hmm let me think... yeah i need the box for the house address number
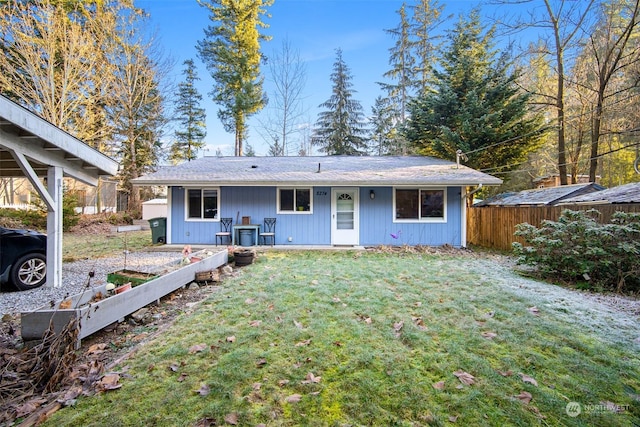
[316,191,327,196]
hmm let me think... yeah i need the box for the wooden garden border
[21,249,228,348]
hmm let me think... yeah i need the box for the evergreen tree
[197,0,272,156]
[369,96,399,155]
[380,3,413,126]
[170,59,207,164]
[409,0,446,96]
[404,10,545,175]
[312,48,369,155]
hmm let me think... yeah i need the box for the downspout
[460,184,482,248]
[463,184,483,201]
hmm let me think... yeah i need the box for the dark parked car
[0,226,47,291]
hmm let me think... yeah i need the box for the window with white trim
[394,188,446,221]
[186,188,219,220]
[278,188,312,213]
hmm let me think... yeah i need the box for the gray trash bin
[239,229,254,246]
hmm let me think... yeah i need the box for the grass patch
[44,251,640,426]
[62,230,152,262]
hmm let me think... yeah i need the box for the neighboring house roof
[474,183,605,206]
[132,156,503,187]
[559,182,640,204]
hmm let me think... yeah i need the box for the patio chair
[259,217,276,246]
[215,218,233,245]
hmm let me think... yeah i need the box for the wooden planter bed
[21,249,228,348]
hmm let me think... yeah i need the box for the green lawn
[44,250,639,426]
[62,230,153,261]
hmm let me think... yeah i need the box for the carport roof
[0,95,118,185]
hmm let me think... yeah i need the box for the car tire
[11,253,46,291]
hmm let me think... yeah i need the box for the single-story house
[132,156,502,248]
[474,183,605,207]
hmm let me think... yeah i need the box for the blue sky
[137,0,486,156]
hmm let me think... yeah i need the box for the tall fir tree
[312,48,369,155]
[380,3,413,126]
[170,59,207,164]
[409,0,446,96]
[404,10,545,176]
[197,0,272,156]
[369,96,398,155]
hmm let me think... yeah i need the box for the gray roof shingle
[559,182,640,204]
[475,183,605,206]
[133,156,502,187]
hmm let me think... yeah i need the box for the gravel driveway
[0,251,184,316]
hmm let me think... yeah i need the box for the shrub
[0,207,46,230]
[513,209,640,293]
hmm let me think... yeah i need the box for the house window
[186,188,219,220]
[278,188,312,213]
[394,188,445,221]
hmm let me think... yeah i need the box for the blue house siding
[168,185,463,247]
[359,187,462,247]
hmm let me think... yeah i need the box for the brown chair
[259,218,276,246]
[215,218,233,245]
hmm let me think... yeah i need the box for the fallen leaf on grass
[195,384,211,396]
[519,373,538,387]
[295,339,311,347]
[514,391,533,404]
[449,415,458,422]
[253,382,262,391]
[226,336,236,343]
[177,373,188,382]
[301,372,322,384]
[432,381,445,390]
[224,412,239,425]
[249,320,262,327]
[278,379,290,386]
[189,343,208,353]
[294,320,304,329]
[256,358,267,367]
[393,320,404,338]
[453,370,475,386]
[97,373,122,391]
[245,298,255,304]
[498,370,513,377]
[285,394,302,403]
[528,306,540,315]
[481,331,497,339]
[195,417,216,427]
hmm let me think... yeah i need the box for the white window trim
[184,187,221,222]
[277,187,313,214]
[393,187,447,223]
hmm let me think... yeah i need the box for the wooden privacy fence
[467,204,640,251]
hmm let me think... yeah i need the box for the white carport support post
[46,167,63,288]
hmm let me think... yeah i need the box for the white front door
[331,188,359,245]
